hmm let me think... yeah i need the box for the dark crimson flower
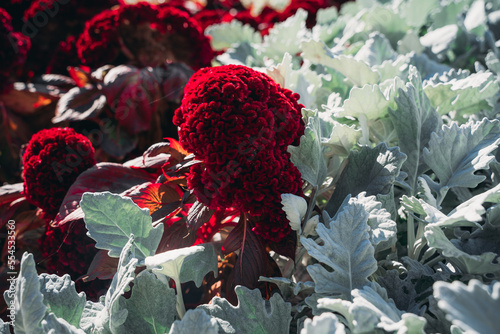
[77,3,214,70]
[0,7,30,93]
[193,9,226,31]
[76,9,121,68]
[39,219,110,301]
[46,35,79,74]
[278,0,330,28]
[22,128,96,220]
[174,65,305,241]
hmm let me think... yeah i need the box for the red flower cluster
[76,3,213,70]
[174,65,305,241]
[22,128,96,220]
[0,7,30,93]
[39,219,110,301]
[23,0,119,22]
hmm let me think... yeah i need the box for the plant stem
[302,185,318,231]
[407,215,416,259]
[174,276,186,319]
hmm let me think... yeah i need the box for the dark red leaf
[79,250,119,282]
[0,183,24,206]
[187,200,215,232]
[156,217,197,253]
[53,163,155,227]
[52,86,106,123]
[224,217,267,292]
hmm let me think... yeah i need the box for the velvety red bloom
[76,9,121,68]
[0,7,30,93]
[174,65,304,241]
[22,128,96,220]
[155,6,214,70]
[23,0,120,21]
[77,3,214,70]
[39,219,110,301]
[46,35,79,74]
[222,9,261,30]
[193,9,226,31]
[278,0,329,28]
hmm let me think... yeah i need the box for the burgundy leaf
[53,162,155,227]
[235,220,267,289]
[156,218,197,253]
[187,200,214,232]
[53,86,107,123]
[0,183,23,206]
[79,250,119,282]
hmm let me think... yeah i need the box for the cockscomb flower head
[76,3,213,70]
[174,65,305,241]
[0,7,30,93]
[22,128,96,220]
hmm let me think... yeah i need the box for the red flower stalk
[22,128,96,220]
[174,65,305,241]
[0,7,30,93]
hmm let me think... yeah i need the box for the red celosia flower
[22,128,96,220]
[76,9,121,68]
[23,0,120,22]
[46,35,79,74]
[39,219,110,301]
[174,65,305,241]
[278,0,329,28]
[0,7,30,93]
[77,3,214,70]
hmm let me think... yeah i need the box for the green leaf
[356,193,397,253]
[424,225,500,275]
[3,253,46,334]
[41,313,85,334]
[423,70,499,119]
[322,121,362,157]
[301,40,380,86]
[146,244,218,288]
[145,244,218,318]
[434,280,500,334]
[281,193,308,233]
[259,9,309,62]
[324,143,406,216]
[39,274,86,327]
[83,237,137,333]
[338,83,392,121]
[206,21,262,51]
[170,309,219,334]
[288,111,328,187]
[422,118,500,203]
[301,195,377,298]
[388,66,442,192]
[463,0,487,36]
[354,32,396,67]
[79,299,105,333]
[0,319,9,334]
[318,283,427,333]
[105,237,138,332]
[80,191,163,261]
[117,271,176,334]
[419,24,458,56]
[300,313,346,334]
[360,6,409,45]
[198,286,292,334]
[399,0,438,28]
[426,183,500,228]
